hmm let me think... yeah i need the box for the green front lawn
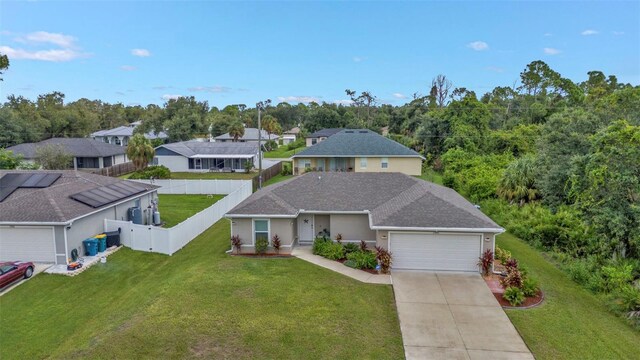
[170,171,256,180]
[264,146,306,158]
[263,174,295,187]
[158,194,224,227]
[0,220,403,359]
[497,233,640,359]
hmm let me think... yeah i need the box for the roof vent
[358,130,368,133]
[344,130,354,133]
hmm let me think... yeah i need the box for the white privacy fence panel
[105,180,252,255]
[130,179,245,195]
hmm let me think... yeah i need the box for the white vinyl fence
[104,180,252,255]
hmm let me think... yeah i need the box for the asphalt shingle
[7,138,126,159]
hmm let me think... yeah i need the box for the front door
[195,158,202,170]
[298,214,314,244]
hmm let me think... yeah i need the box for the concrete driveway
[392,271,533,360]
[0,263,51,296]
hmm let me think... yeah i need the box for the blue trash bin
[96,236,107,253]
[83,238,98,256]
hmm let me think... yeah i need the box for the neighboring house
[292,129,424,175]
[154,141,259,172]
[91,121,168,146]
[7,138,128,170]
[0,170,159,265]
[225,172,503,272]
[280,126,301,145]
[214,128,279,143]
[305,128,342,146]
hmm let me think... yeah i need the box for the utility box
[128,207,142,224]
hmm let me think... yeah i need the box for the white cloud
[467,41,489,51]
[120,65,137,71]
[0,45,87,62]
[543,47,561,55]
[277,96,321,103]
[188,85,231,93]
[486,66,505,73]
[131,48,151,57]
[17,31,77,48]
[581,29,599,36]
[392,93,408,99]
[161,94,182,101]
[612,31,625,36]
[353,56,366,63]
[332,99,353,105]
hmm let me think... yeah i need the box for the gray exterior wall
[329,214,376,241]
[229,217,295,254]
[314,215,330,238]
[54,226,66,264]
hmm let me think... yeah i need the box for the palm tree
[228,121,245,142]
[127,134,155,170]
[497,155,538,206]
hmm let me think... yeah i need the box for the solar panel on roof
[0,173,62,202]
[70,183,147,208]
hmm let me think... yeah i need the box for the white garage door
[0,226,56,263]
[390,232,482,272]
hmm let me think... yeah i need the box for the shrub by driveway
[0,220,403,359]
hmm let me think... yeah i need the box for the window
[311,138,317,145]
[299,159,311,170]
[360,157,367,169]
[381,157,389,169]
[254,219,269,245]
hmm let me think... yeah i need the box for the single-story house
[7,138,128,170]
[225,172,503,272]
[214,128,279,143]
[91,121,168,146]
[280,126,301,145]
[292,129,424,176]
[305,128,342,146]
[154,141,259,172]
[0,170,158,265]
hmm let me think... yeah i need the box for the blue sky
[1,1,638,107]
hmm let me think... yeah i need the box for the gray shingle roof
[226,172,501,231]
[157,141,258,158]
[307,128,343,138]
[0,170,158,223]
[293,129,424,158]
[91,125,168,139]
[214,128,279,141]
[7,138,126,159]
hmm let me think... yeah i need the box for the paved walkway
[392,271,533,360]
[291,246,391,284]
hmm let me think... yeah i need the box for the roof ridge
[371,180,426,224]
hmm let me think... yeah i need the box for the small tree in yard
[35,144,73,170]
[244,160,253,173]
[375,246,392,274]
[127,134,155,170]
[231,235,242,254]
[359,240,368,252]
[272,234,281,254]
[477,249,493,276]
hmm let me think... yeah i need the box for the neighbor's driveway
[392,271,533,360]
[0,263,51,296]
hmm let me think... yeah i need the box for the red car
[0,261,35,289]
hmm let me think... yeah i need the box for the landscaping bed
[312,237,392,275]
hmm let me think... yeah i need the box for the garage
[390,232,482,272]
[0,226,56,263]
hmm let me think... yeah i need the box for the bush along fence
[104,180,252,255]
[253,161,283,191]
[82,161,136,177]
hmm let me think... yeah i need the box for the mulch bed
[230,253,293,258]
[336,259,379,275]
[483,261,545,309]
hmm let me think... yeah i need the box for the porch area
[294,157,356,174]
[296,213,376,246]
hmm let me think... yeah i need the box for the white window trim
[252,219,270,246]
[360,157,367,169]
[381,157,389,169]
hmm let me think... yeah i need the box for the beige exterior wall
[329,214,375,241]
[229,217,295,254]
[376,230,390,249]
[314,215,330,238]
[354,157,422,176]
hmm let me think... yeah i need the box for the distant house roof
[307,128,343,139]
[7,138,127,159]
[91,124,167,139]
[284,127,301,135]
[0,170,158,224]
[226,172,502,231]
[293,129,424,158]
[156,141,258,158]
[214,128,279,142]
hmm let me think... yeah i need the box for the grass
[497,232,640,359]
[0,220,403,360]
[170,172,256,180]
[264,146,306,158]
[158,194,224,227]
[263,174,294,187]
[416,168,443,185]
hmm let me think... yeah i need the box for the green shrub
[312,237,331,255]
[346,251,377,269]
[280,162,292,176]
[495,246,511,265]
[601,264,634,293]
[286,138,305,150]
[503,287,525,306]
[609,285,640,313]
[255,237,268,255]
[323,242,345,260]
[343,243,359,255]
[128,165,171,179]
[522,277,539,297]
[344,259,357,269]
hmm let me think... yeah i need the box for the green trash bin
[83,238,98,256]
[96,236,107,253]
